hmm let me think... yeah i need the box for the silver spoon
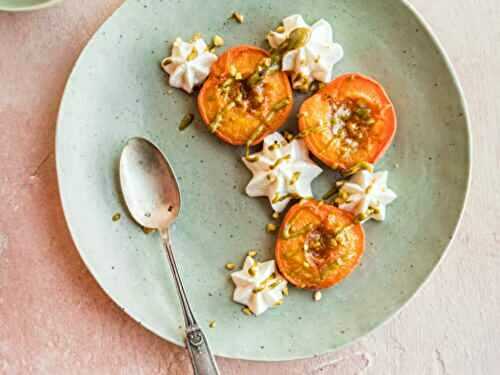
[120,137,220,375]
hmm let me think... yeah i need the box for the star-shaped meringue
[231,256,287,316]
[337,169,397,222]
[242,132,323,212]
[161,37,217,93]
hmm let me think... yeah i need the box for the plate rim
[0,0,63,12]
[55,0,472,362]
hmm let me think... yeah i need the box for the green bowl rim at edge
[0,0,63,12]
[54,0,472,362]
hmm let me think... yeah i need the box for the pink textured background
[1,0,500,374]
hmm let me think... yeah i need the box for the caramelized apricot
[298,73,397,170]
[275,200,365,290]
[198,45,293,146]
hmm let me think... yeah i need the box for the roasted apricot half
[298,73,397,171]
[275,200,365,290]
[198,45,293,146]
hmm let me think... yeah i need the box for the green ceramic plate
[56,0,470,361]
[0,0,62,12]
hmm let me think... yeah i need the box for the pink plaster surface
[0,1,368,373]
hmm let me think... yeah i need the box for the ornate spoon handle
[185,326,220,375]
[160,229,220,375]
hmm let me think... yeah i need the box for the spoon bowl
[119,137,180,230]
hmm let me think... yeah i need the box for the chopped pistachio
[142,227,156,234]
[191,32,202,41]
[245,155,260,163]
[179,113,194,131]
[269,280,281,289]
[269,154,291,170]
[342,161,374,177]
[242,307,253,316]
[248,265,257,276]
[253,286,265,293]
[268,143,279,152]
[291,72,311,92]
[272,98,290,112]
[229,64,238,77]
[282,287,289,296]
[276,25,285,33]
[222,77,234,88]
[266,174,277,183]
[280,27,311,52]
[187,47,198,61]
[210,101,235,133]
[248,250,258,257]
[208,320,216,328]
[283,131,294,141]
[288,171,301,186]
[274,300,284,306]
[232,11,245,23]
[272,192,295,204]
[264,110,277,123]
[247,70,264,87]
[354,212,369,224]
[252,93,265,105]
[298,120,329,139]
[329,238,338,247]
[112,212,121,222]
[266,223,277,233]
[354,106,371,120]
[225,263,237,271]
[212,35,224,47]
[313,291,322,302]
[272,211,280,220]
[281,222,314,240]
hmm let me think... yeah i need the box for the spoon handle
[160,228,221,375]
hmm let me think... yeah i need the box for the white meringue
[267,15,344,89]
[338,169,397,222]
[242,132,323,213]
[231,256,287,316]
[162,37,217,94]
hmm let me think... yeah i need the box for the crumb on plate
[232,11,244,23]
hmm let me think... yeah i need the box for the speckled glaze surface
[56,0,470,361]
[0,0,62,12]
